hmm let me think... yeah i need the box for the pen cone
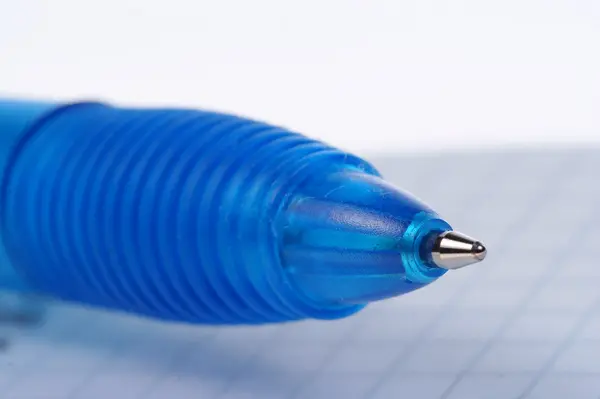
[430,231,487,270]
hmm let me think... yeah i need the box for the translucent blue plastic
[0,100,451,324]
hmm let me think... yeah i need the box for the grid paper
[1,147,600,399]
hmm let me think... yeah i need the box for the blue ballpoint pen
[0,99,486,325]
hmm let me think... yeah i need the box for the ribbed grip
[0,103,368,324]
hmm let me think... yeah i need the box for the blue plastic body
[0,100,450,324]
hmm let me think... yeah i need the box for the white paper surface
[1,147,599,399]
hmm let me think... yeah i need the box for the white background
[1,0,599,155]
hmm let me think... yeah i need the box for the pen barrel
[0,100,56,291]
[0,101,371,324]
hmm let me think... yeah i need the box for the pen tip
[430,231,487,270]
[473,242,487,261]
